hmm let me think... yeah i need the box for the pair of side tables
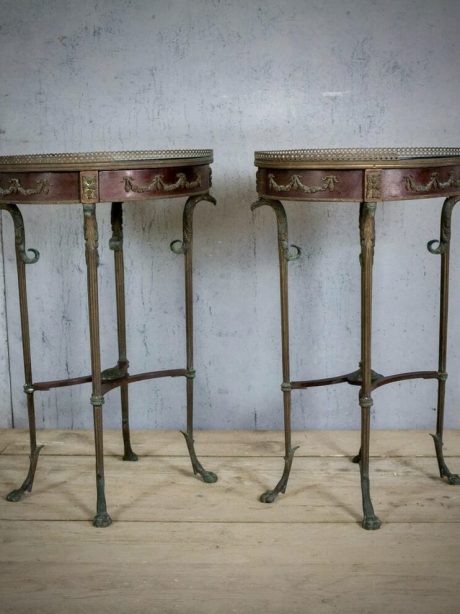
[1,147,459,530]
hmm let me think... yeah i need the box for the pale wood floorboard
[1,429,459,613]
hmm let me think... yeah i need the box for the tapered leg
[170,193,217,483]
[83,204,111,527]
[2,204,43,502]
[109,202,137,461]
[251,198,301,504]
[358,202,381,530]
[427,195,460,484]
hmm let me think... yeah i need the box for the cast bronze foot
[360,471,381,530]
[260,446,299,504]
[431,434,460,484]
[362,514,382,530]
[6,488,26,502]
[93,512,113,528]
[6,445,44,502]
[260,484,278,503]
[181,431,218,483]
[122,448,138,462]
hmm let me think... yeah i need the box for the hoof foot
[362,515,382,530]
[93,512,112,528]
[6,488,26,502]
[260,490,278,504]
[352,454,361,464]
[123,450,138,462]
[446,473,460,485]
[199,470,218,483]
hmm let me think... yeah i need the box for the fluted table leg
[109,202,138,462]
[358,202,381,530]
[83,203,111,528]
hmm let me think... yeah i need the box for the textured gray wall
[1,0,460,430]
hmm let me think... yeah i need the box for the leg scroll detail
[431,433,460,485]
[181,431,218,483]
[260,445,299,503]
[6,445,44,502]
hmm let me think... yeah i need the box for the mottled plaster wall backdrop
[1,0,460,430]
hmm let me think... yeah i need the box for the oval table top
[255,147,460,169]
[0,149,213,172]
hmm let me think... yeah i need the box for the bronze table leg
[2,204,43,502]
[171,193,218,483]
[108,202,138,461]
[427,195,460,484]
[251,198,301,503]
[83,204,111,527]
[357,202,381,530]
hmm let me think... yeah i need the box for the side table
[252,147,460,530]
[0,149,218,527]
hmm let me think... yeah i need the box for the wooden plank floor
[1,429,460,614]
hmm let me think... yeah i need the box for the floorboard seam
[0,518,460,534]
[1,453,459,458]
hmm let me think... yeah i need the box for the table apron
[0,164,212,204]
[256,165,460,202]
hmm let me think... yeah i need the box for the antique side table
[252,147,460,530]
[0,149,218,527]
